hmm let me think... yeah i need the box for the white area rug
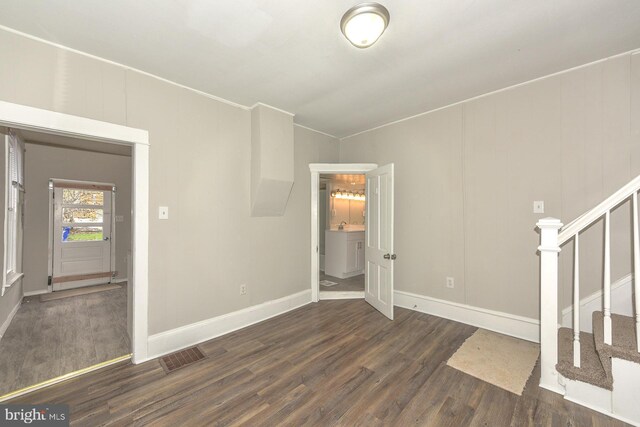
[447,329,539,395]
[319,280,338,287]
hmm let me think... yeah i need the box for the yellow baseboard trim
[0,354,131,403]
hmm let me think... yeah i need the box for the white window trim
[1,130,24,296]
[3,129,24,288]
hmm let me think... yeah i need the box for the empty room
[0,1,639,425]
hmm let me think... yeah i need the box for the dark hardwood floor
[9,300,629,426]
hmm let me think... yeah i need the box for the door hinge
[47,276,52,286]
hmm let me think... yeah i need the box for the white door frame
[309,163,377,302]
[0,100,150,363]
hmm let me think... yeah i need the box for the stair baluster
[604,211,612,345]
[633,192,640,353]
[573,233,580,367]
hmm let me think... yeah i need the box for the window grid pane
[62,226,103,242]
[62,189,104,206]
[62,207,104,224]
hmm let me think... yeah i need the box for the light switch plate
[533,201,544,214]
[158,206,169,220]
[446,277,455,289]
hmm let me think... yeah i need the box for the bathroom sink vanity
[325,229,365,278]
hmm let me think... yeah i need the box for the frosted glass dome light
[341,3,390,48]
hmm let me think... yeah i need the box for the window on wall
[3,130,24,294]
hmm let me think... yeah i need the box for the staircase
[537,175,640,426]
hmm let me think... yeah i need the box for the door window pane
[62,189,104,206]
[63,208,103,224]
[62,226,103,242]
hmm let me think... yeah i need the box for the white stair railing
[538,173,640,393]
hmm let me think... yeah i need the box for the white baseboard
[564,378,612,415]
[394,290,540,343]
[0,299,21,339]
[320,291,364,300]
[23,289,49,297]
[558,359,640,425]
[561,274,633,332]
[612,358,640,424]
[147,290,312,360]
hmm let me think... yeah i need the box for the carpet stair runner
[556,311,640,390]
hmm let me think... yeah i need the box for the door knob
[391,254,397,260]
[103,237,110,241]
[383,253,390,259]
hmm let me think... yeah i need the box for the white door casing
[365,163,395,320]
[0,99,149,365]
[52,183,114,291]
[309,163,378,302]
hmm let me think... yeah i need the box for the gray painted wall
[0,29,339,335]
[22,143,132,293]
[1,25,637,333]
[340,52,640,320]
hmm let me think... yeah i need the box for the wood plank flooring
[8,300,629,426]
[0,285,130,395]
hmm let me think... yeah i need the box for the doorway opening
[0,100,149,401]
[319,173,366,299]
[0,130,134,398]
[309,163,395,320]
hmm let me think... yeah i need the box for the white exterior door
[365,163,394,319]
[52,184,113,291]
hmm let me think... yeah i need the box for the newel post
[537,217,564,394]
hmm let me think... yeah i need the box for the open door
[365,163,394,319]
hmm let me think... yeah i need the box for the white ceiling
[1,1,640,138]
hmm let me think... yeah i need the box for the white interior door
[52,184,113,291]
[365,163,394,319]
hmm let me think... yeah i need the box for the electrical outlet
[446,277,455,289]
[240,284,247,295]
[158,206,169,220]
[533,201,544,214]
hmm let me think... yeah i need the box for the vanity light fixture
[340,2,390,48]
[331,189,366,201]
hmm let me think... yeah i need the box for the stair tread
[593,311,640,364]
[556,328,613,390]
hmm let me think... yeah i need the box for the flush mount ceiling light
[340,2,390,48]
